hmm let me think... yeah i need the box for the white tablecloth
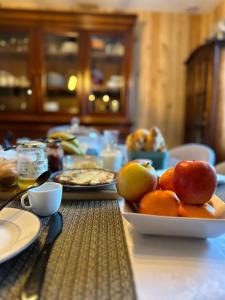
[120,199,225,300]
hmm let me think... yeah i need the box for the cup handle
[21,193,32,210]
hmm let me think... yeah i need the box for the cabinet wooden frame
[0,9,136,140]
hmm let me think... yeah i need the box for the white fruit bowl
[122,195,225,239]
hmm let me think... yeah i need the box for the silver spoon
[0,170,51,211]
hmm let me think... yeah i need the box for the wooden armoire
[0,9,136,142]
[185,39,225,162]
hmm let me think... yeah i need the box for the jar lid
[18,141,46,149]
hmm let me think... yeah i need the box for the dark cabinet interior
[0,9,136,142]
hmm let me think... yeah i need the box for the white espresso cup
[21,182,62,217]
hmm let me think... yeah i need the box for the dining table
[1,183,225,300]
[122,183,225,300]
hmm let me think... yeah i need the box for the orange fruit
[178,203,215,219]
[140,190,179,217]
[158,167,175,192]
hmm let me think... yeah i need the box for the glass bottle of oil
[17,141,48,189]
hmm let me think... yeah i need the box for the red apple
[117,160,157,202]
[173,160,217,205]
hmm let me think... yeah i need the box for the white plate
[122,195,225,239]
[156,169,225,185]
[0,208,41,264]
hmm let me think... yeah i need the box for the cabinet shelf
[0,8,136,143]
[92,53,123,62]
[91,84,121,93]
[0,86,30,92]
[47,87,77,96]
[46,52,78,59]
[0,49,28,57]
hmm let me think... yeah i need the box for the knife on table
[21,212,63,300]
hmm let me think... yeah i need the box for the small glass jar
[17,141,48,189]
[99,130,123,172]
[46,139,64,173]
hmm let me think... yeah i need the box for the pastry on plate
[54,168,115,186]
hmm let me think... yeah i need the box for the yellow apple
[117,160,157,202]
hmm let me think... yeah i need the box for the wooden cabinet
[0,9,136,142]
[185,40,225,162]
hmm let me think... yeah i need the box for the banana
[61,140,84,156]
[48,131,84,155]
[49,131,74,140]
[70,138,82,148]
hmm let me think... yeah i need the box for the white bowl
[122,195,225,239]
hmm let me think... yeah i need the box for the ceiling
[0,0,222,13]
[76,0,222,12]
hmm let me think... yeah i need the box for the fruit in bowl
[119,159,220,219]
[140,190,179,217]
[173,160,217,205]
[117,159,157,202]
[178,203,215,219]
[158,167,175,192]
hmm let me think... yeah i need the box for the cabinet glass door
[87,34,125,114]
[43,32,79,114]
[0,31,31,112]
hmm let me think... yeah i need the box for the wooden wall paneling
[165,14,177,145]
[154,13,170,141]
[147,13,162,129]
[135,0,225,149]
[136,12,190,148]
[190,0,225,53]
[217,48,225,161]
[190,15,202,51]
[168,14,189,147]
[136,12,152,129]
[200,13,214,43]
[214,0,225,21]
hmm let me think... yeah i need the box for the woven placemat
[0,200,136,300]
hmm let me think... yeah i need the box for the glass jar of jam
[17,141,48,189]
[46,139,64,173]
